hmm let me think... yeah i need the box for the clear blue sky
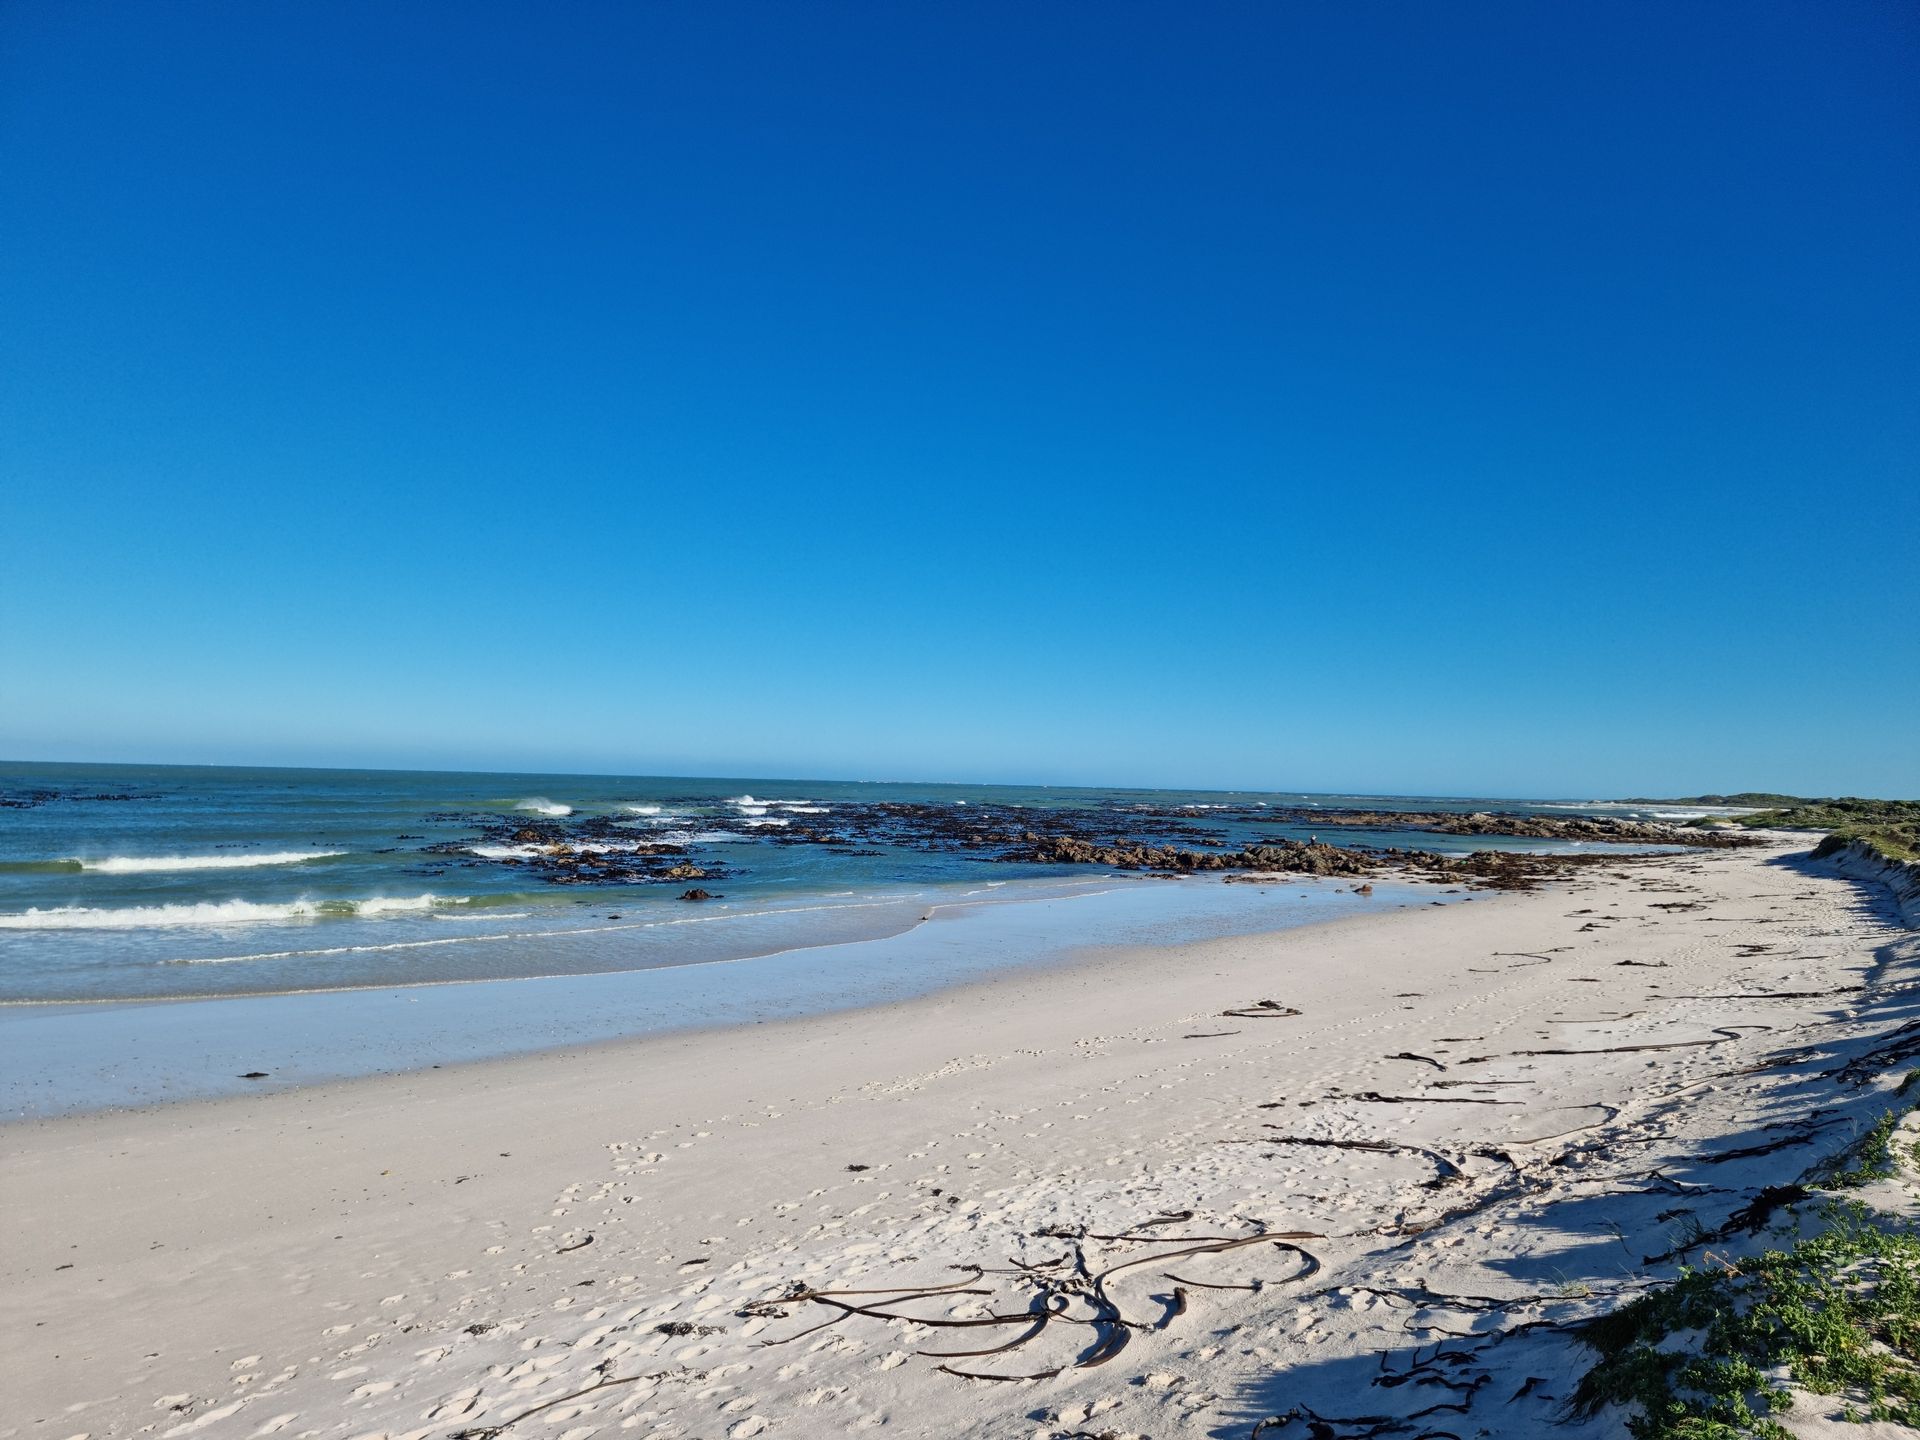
[2,2,1915,798]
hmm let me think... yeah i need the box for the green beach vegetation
[1737,799,1918,864]
[1573,1201,1920,1437]
[1576,1093,1920,1437]
[1571,801,1920,1434]
[1647,796,1920,865]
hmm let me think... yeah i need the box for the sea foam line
[73,850,348,874]
[162,895,929,965]
[0,895,468,930]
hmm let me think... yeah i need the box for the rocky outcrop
[1010,833,1374,877]
[1812,837,1920,928]
[448,796,1726,894]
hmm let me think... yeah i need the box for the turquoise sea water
[0,762,1694,1005]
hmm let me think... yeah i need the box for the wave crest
[79,850,347,874]
[0,895,467,930]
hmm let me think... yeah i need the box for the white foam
[161,895,922,968]
[778,804,829,814]
[743,817,790,828]
[471,840,668,860]
[74,851,347,874]
[0,895,466,929]
[515,798,573,817]
[353,896,462,916]
[623,804,664,816]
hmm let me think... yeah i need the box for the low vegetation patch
[1674,797,1920,865]
[1579,1095,1920,1437]
[1810,1097,1915,1190]
[1573,1203,1920,1438]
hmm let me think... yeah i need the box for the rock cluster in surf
[425,799,1747,892]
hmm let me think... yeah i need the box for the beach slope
[6,838,1917,1439]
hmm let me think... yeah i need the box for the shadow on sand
[1210,854,1919,1440]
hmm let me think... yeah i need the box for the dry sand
[6,838,1918,1440]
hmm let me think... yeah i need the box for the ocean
[0,762,1704,1005]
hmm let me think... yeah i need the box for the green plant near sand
[1573,1204,1920,1438]
[1677,797,1920,865]
[1576,1096,1920,1437]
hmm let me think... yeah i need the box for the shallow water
[0,869,1464,1118]
[0,762,1678,1004]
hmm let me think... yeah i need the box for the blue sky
[2,2,1915,798]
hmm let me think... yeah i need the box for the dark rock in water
[1011,832,1375,878]
[446,792,1702,900]
[238,1071,269,1079]
[679,888,715,901]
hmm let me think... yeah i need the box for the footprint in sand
[425,1395,479,1421]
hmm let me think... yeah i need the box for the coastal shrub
[1726,798,1920,864]
[1573,1204,1920,1438]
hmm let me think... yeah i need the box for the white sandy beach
[7,838,1918,1440]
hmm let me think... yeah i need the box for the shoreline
[0,760,1742,1009]
[7,837,1917,1438]
[0,871,1445,1120]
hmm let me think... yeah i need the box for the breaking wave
[0,895,468,930]
[515,798,573,817]
[78,850,347,874]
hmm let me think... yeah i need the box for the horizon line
[0,753,1796,806]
